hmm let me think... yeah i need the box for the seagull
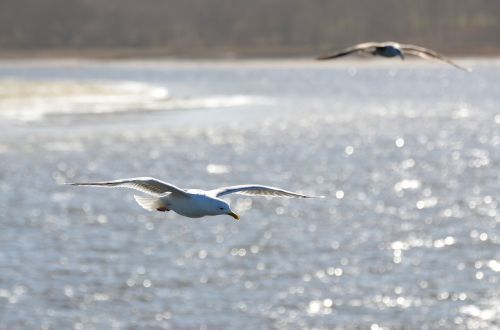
[317,41,470,71]
[66,177,323,220]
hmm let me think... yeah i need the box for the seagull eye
[219,207,224,210]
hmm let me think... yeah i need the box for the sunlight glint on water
[0,59,498,329]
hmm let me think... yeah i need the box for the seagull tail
[134,195,167,212]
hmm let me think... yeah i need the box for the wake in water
[0,79,270,121]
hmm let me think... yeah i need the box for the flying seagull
[66,177,323,220]
[317,41,470,72]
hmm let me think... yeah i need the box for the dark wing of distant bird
[316,42,380,60]
[66,177,188,196]
[401,44,471,72]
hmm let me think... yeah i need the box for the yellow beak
[227,211,240,221]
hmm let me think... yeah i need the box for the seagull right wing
[316,42,379,60]
[66,177,187,196]
[401,44,471,72]
[209,184,324,199]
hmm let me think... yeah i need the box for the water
[0,59,499,329]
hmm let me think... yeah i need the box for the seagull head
[211,199,240,220]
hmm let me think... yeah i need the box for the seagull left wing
[401,44,470,72]
[316,42,379,60]
[209,184,323,198]
[66,177,187,196]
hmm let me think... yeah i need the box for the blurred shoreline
[1,45,499,61]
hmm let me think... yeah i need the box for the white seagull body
[317,41,470,72]
[66,177,322,220]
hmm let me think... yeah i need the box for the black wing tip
[316,55,337,61]
[443,62,471,72]
[301,194,326,199]
[63,182,94,186]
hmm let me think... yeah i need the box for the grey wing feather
[66,177,186,196]
[210,184,323,198]
[401,44,470,72]
[317,42,379,60]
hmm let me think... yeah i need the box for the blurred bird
[66,177,323,220]
[317,41,470,71]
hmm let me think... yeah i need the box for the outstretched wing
[209,184,323,198]
[401,44,471,72]
[66,177,187,196]
[316,42,380,60]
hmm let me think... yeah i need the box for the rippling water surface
[0,59,499,329]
